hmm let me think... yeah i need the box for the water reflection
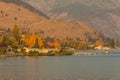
[0,53,120,80]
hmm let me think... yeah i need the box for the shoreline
[0,51,73,57]
[0,49,120,57]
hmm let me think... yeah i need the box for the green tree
[34,38,39,48]
[12,25,20,43]
[9,36,18,48]
[2,35,8,43]
[0,36,3,43]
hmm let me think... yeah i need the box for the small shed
[0,43,12,54]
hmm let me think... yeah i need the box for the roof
[0,43,8,47]
[47,42,55,47]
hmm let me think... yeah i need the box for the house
[94,46,102,50]
[102,47,110,50]
[23,47,60,54]
[23,47,49,53]
[47,48,60,52]
[47,42,55,48]
[0,43,13,54]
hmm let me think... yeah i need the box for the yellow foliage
[12,25,20,41]
[9,36,18,46]
[54,40,60,50]
[23,33,30,46]
[0,36,3,43]
[76,40,88,50]
[22,33,36,48]
[81,41,88,46]
[22,33,44,48]
[28,33,37,48]
[96,40,104,47]
[38,35,44,48]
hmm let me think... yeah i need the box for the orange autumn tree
[77,40,88,50]
[23,33,44,48]
[23,33,36,48]
[38,35,44,48]
[28,33,37,48]
[54,40,61,50]
[23,33,30,46]
[95,40,104,47]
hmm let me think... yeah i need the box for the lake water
[0,50,120,80]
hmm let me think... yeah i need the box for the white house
[23,47,49,53]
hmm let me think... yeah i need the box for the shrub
[0,49,4,55]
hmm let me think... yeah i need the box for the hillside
[0,1,99,40]
[24,0,120,39]
[0,0,49,18]
[51,2,120,39]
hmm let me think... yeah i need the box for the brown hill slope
[26,0,120,39]
[0,0,49,18]
[0,2,98,40]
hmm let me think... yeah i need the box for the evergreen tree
[2,35,7,43]
[12,25,20,44]
[34,38,39,48]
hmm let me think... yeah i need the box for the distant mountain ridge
[51,2,120,39]
[0,0,49,18]
[23,0,120,39]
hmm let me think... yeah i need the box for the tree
[23,33,30,46]
[54,40,60,50]
[28,33,37,48]
[34,38,39,48]
[22,33,36,48]
[1,35,8,43]
[9,36,18,48]
[0,36,3,43]
[77,40,88,50]
[22,33,44,48]
[38,35,44,48]
[95,40,104,47]
[12,25,20,43]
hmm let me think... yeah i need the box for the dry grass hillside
[26,0,120,39]
[0,2,98,40]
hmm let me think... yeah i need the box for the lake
[0,50,120,80]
